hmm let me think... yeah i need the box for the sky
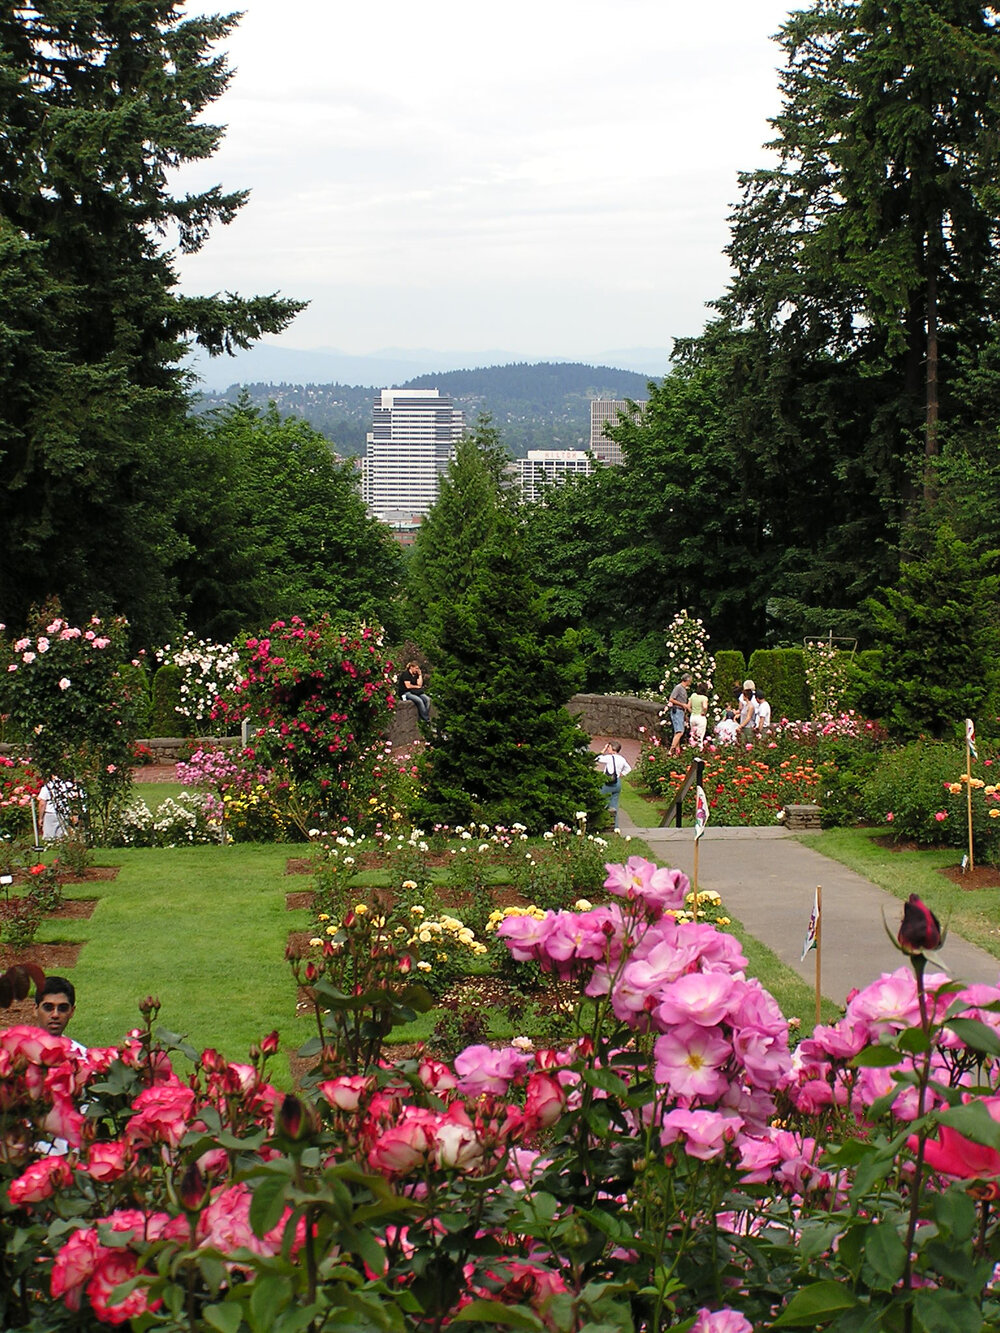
[175,0,795,374]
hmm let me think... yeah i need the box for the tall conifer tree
[0,2,303,638]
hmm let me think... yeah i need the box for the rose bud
[138,995,161,1020]
[277,1093,318,1143]
[898,895,943,954]
[178,1161,207,1212]
[260,1031,280,1056]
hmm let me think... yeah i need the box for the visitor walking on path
[597,742,632,833]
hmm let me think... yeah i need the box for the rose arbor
[2,864,1000,1330]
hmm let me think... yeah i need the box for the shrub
[217,617,397,837]
[862,739,962,843]
[149,664,185,737]
[155,633,244,734]
[713,648,747,708]
[748,646,809,721]
[0,607,140,843]
[657,610,719,721]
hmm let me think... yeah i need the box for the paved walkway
[590,737,1000,1006]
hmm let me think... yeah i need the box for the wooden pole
[815,885,822,1028]
[692,834,700,919]
[31,797,41,850]
[967,737,975,872]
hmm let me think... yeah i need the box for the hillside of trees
[192,362,654,457]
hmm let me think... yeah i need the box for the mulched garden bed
[0,942,83,972]
[7,866,119,886]
[938,864,1000,891]
[131,765,180,783]
[51,899,97,919]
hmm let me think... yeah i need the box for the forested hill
[191,361,656,457]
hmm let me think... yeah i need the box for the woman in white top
[597,742,632,833]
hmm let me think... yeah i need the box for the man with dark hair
[667,673,692,756]
[35,976,85,1052]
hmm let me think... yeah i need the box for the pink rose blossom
[58,677,71,690]
[692,1307,754,1332]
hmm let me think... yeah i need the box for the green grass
[619,779,664,828]
[133,782,188,813]
[796,826,1000,961]
[36,845,310,1085]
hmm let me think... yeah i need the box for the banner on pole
[801,888,820,962]
[967,718,978,760]
[694,785,709,841]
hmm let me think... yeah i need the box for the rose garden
[1,610,1000,1331]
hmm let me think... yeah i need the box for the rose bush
[214,617,397,837]
[2,866,1000,1330]
[0,608,142,843]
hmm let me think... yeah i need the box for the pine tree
[406,416,509,657]
[859,523,1000,737]
[415,511,606,832]
[0,2,303,637]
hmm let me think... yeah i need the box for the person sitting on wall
[398,661,430,722]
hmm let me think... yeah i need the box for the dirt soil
[938,864,1000,890]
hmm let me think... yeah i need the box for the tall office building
[515,449,593,503]
[589,398,647,467]
[362,388,465,529]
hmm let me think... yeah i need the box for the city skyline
[176,0,795,375]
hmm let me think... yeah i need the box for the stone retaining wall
[0,694,663,765]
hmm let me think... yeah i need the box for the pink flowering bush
[3,864,1000,1329]
[0,606,142,842]
[214,616,397,836]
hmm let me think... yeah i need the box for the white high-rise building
[589,398,647,466]
[516,449,593,503]
[362,389,465,527]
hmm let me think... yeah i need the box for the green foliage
[174,401,404,640]
[748,648,809,723]
[0,3,303,641]
[406,417,508,654]
[714,650,747,706]
[862,740,962,844]
[149,665,186,738]
[859,524,1000,738]
[417,510,606,833]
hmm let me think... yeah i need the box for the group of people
[667,675,772,752]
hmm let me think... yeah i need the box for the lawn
[34,845,311,1083]
[796,825,1000,960]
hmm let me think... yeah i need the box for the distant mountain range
[185,343,671,391]
[191,360,660,457]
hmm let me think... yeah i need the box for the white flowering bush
[657,610,719,724]
[113,793,215,847]
[154,633,243,731]
[804,639,852,718]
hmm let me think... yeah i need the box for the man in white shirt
[755,690,772,736]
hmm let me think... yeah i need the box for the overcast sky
[175,0,795,371]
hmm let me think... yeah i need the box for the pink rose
[524,1071,566,1129]
[8,1155,74,1205]
[86,1142,129,1182]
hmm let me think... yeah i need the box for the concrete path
[589,736,1000,1007]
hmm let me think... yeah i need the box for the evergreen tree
[858,523,1000,737]
[0,2,303,637]
[406,416,509,656]
[415,510,606,833]
[173,400,403,639]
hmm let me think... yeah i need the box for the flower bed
[2,859,995,1330]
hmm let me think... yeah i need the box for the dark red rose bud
[260,1030,279,1056]
[138,995,161,1020]
[898,895,942,954]
[178,1162,206,1212]
[277,1093,317,1142]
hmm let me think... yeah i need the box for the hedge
[149,664,186,738]
[747,648,809,723]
